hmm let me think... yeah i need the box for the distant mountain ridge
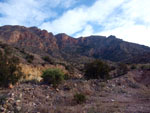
[0,25,150,63]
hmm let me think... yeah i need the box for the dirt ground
[0,70,150,113]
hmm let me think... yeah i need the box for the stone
[16,106,21,111]
[56,88,59,92]
[0,107,6,112]
[111,99,115,102]
[8,84,14,89]
[16,100,21,103]
[19,93,22,98]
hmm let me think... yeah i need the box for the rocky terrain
[0,70,150,113]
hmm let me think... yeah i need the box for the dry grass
[20,63,68,81]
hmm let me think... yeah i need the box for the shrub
[42,56,53,64]
[110,65,116,71]
[74,93,86,104]
[84,60,110,80]
[65,64,74,74]
[41,68,64,87]
[117,63,128,76]
[130,64,137,70]
[140,65,150,70]
[25,54,34,63]
[64,73,70,80]
[0,48,23,87]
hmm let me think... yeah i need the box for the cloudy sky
[0,0,150,46]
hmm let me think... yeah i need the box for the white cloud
[75,25,94,37]
[98,0,150,46]
[40,0,124,35]
[40,7,88,34]
[99,25,150,46]
[0,0,77,26]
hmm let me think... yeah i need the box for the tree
[84,60,110,80]
[0,47,23,87]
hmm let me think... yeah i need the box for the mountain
[0,25,150,63]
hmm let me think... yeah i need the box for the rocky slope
[0,70,150,113]
[0,25,150,63]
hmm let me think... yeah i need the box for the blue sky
[0,0,150,46]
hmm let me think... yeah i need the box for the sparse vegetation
[25,54,34,63]
[128,81,140,89]
[41,68,64,87]
[140,64,150,70]
[84,60,110,80]
[0,48,23,87]
[42,56,54,64]
[130,64,137,70]
[65,64,74,74]
[74,93,86,104]
[64,73,70,80]
[117,63,128,76]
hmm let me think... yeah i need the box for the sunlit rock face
[0,25,150,62]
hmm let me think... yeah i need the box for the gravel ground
[0,70,150,113]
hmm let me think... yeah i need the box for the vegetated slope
[0,25,150,63]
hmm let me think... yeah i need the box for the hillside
[0,25,150,63]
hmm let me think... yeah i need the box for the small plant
[130,64,137,70]
[140,65,150,70]
[42,56,53,64]
[128,81,140,89]
[74,93,86,104]
[99,82,106,88]
[117,63,128,76]
[84,60,110,80]
[25,54,34,63]
[65,64,74,74]
[41,68,64,87]
[0,94,7,105]
[64,73,70,80]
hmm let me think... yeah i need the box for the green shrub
[74,93,86,104]
[0,48,23,87]
[84,60,110,80]
[41,68,64,87]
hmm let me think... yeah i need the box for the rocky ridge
[0,25,150,63]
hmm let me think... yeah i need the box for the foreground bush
[0,48,23,87]
[84,60,110,80]
[41,68,64,87]
[74,93,86,104]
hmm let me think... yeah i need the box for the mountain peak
[0,25,150,63]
